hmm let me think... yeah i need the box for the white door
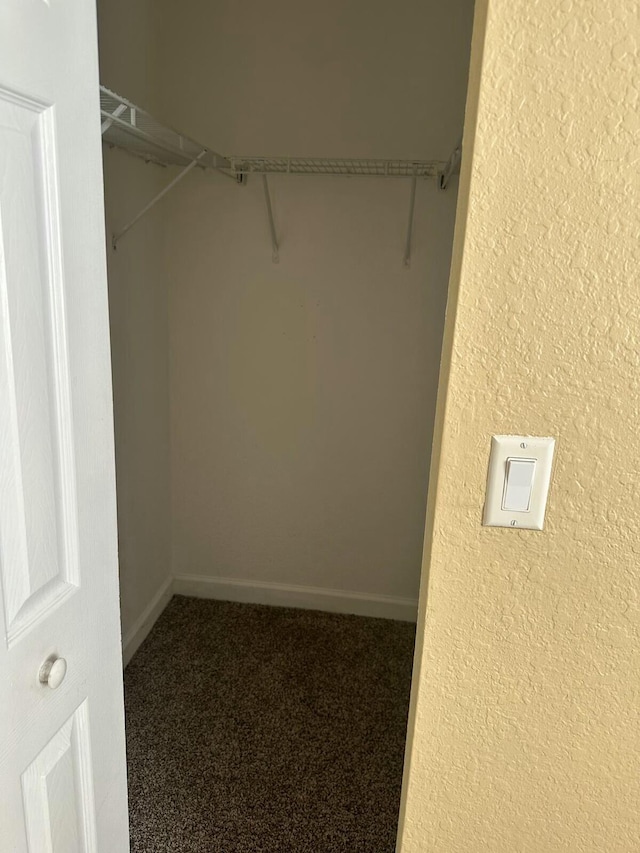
[0,0,129,850]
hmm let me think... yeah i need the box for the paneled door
[0,0,130,850]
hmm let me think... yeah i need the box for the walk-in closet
[98,0,475,849]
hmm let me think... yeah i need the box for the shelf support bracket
[439,138,462,190]
[262,175,279,263]
[403,172,418,268]
[101,103,127,136]
[112,150,206,248]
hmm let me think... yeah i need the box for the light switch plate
[483,435,555,530]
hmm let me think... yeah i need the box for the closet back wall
[167,174,458,610]
[158,0,473,611]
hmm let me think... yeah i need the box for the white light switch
[502,458,535,511]
[483,436,555,529]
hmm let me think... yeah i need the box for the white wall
[98,0,473,624]
[98,0,173,652]
[158,0,473,609]
[167,172,459,603]
[155,0,473,160]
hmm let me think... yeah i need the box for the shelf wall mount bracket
[402,171,418,268]
[262,175,279,263]
[111,150,207,249]
[101,102,128,136]
[439,138,463,190]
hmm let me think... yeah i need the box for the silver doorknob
[39,656,67,690]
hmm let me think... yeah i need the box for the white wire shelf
[226,157,443,179]
[100,84,461,259]
[101,86,446,180]
[100,86,231,172]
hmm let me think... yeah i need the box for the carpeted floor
[124,595,416,853]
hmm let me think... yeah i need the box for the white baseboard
[121,576,174,666]
[172,573,418,622]
[121,575,417,667]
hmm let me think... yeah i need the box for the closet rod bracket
[112,150,207,249]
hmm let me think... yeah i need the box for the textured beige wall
[399,0,640,850]
[158,0,474,602]
[98,0,172,639]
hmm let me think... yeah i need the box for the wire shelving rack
[100,85,461,262]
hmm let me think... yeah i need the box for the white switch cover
[483,435,555,529]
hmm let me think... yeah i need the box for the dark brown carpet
[124,595,415,853]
